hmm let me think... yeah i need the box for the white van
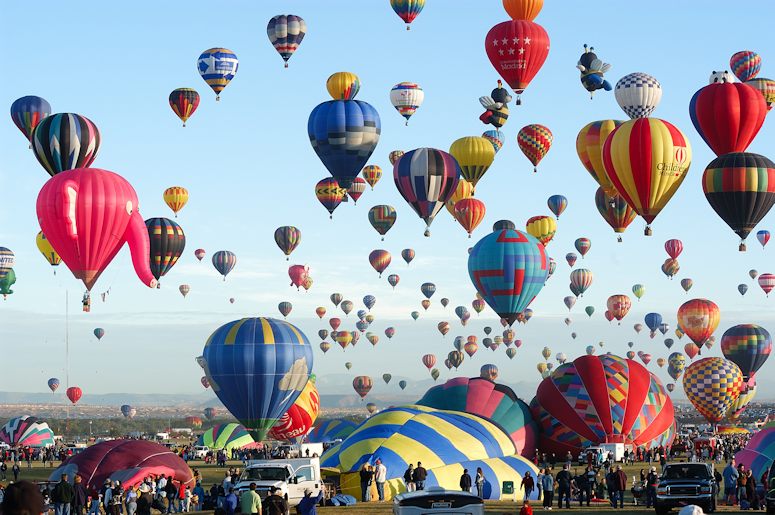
[393,488,484,515]
[235,458,322,506]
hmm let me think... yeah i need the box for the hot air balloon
[631,284,645,300]
[387,274,400,289]
[449,136,496,189]
[569,269,593,296]
[677,299,720,348]
[368,205,397,240]
[615,73,662,119]
[36,168,156,291]
[390,82,424,124]
[606,295,631,323]
[668,352,685,381]
[451,198,485,237]
[602,117,692,235]
[745,78,775,112]
[485,19,550,105]
[353,376,373,399]
[730,51,761,82]
[390,0,425,29]
[398,380,407,390]
[532,354,674,455]
[422,354,437,370]
[309,74,380,190]
[315,178,346,218]
[202,318,313,441]
[362,165,383,190]
[573,239,590,259]
[468,223,549,326]
[340,300,354,316]
[10,95,51,144]
[401,249,415,265]
[203,407,217,420]
[577,120,625,194]
[274,226,301,260]
[702,153,775,251]
[385,327,395,339]
[758,230,771,248]
[547,195,567,219]
[482,130,505,154]
[35,231,61,272]
[689,81,766,157]
[278,302,293,319]
[212,251,236,281]
[389,150,405,166]
[319,341,331,353]
[145,218,186,285]
[683,357,744,424]
[565,253,577,267]
[394,148,461,237]
[645,313,663,338]
[464,341,478,357]
[720,324,772,381]
[685,343,700,360]
[93,328,105,340]
[120,405,135,419]
[411,311,420,321]
[267,15,307,68]
[288,265,309,289]
[66,387,82,405]
[269,378,320,441]
[194,249,206,262]
[517,124,553,173]
[368,250,391,277]
[563,296,576,311]
[31,113,100,177]
[168,89,200,127]
[662,258,680,279]
[525,216,557,246]
[576,44,612,97]
[681,278,693,293]
[197,48,239,100]
[347,177,367,204]
[47,378,60,393]
[594,187,636,241]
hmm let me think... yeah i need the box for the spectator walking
[521,471,535,499]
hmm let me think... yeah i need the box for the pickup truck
[191,446,210,459]
[233,458,322,506]
[655,462,717,514]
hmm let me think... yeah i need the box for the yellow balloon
[537,362,548,374]
[449,136,495,188]
[163,186,189,217]
[602,118,692,233]
[36,231,61,268]
[525,215,557,246]
[326,72,361,100]
[576,120,625,195]
[445,179,474,217]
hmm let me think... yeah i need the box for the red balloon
[66,386,82,405]
[484,20,550,102]
[269,381,320,441]
[36,168,157,291]
[689,82,767,156]
[664,239,683,260]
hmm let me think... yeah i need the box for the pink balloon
[36,168,157,291]
[288,264,309,289]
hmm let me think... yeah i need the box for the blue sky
[1,1,775,401]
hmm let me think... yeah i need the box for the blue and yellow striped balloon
[202,317,313,441]
[197,48,239,100]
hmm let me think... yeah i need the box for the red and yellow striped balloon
[517,124,553,173]
[453,198,486,237]
[163,186,189,217]
[602,118,692,234]
[677,298,720,348]
[576,120,625,194]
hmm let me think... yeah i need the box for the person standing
[646,466,659,508]
[574,469,588,507]
[297,488,323,515]
[239,484,262,515]
[52,473,75,515]
[263,487,289,515]
[224,488,238,515]
[413,462,427,491]
[73,476,88,515]
[536,469,544,502]
[125,485,138,515]
[520,471,535,499]
[519,500,533,515]
[12,461,19,482]
[614,465,627,508]
[192,483,205,512]
[723,460,739,505]
[374,459,387,501]
[459,469,472,493]
[1,461,6,480]
[359,464,374,502]
[136,485,153,515]
[605,469,617,508]
[584,466,597,506]
[555,465,571,509]
[164,480,178,514]
[475,468,485,499]
[403,464,415,492]
[540,469,554,510]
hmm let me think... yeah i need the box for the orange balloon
[677,298,720,348]
[606,294,632,322]
[453,198,486,237]
[502,0,544,21]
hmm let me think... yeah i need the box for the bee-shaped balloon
[577,44,612,98]
[479,80,512,128]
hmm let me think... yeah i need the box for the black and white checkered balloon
[614,72,662,119]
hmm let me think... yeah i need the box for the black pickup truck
[655,462,717,514]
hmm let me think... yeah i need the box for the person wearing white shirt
[374,460,387,501]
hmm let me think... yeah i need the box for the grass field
[9,460,757,515]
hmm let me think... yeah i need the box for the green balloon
[0,269,16,298]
